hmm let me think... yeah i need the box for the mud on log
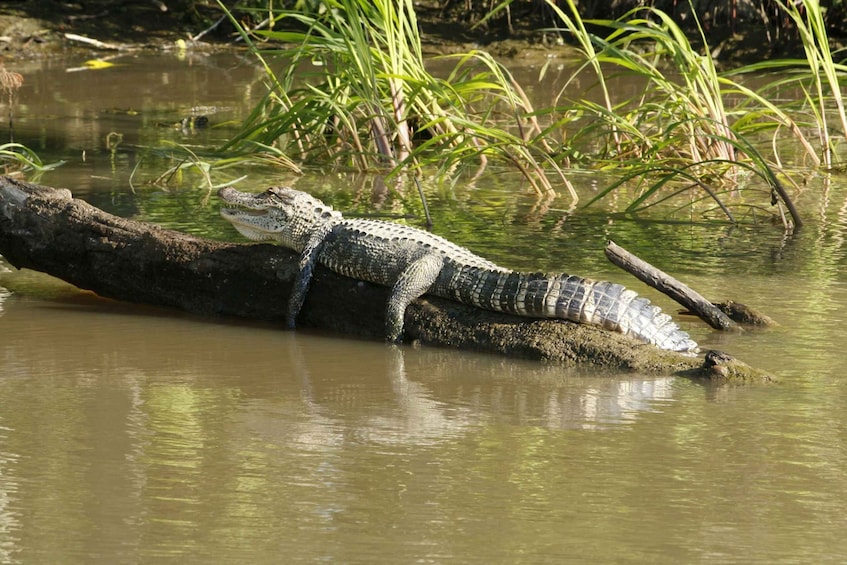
[0,177,774,383]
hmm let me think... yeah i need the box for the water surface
[1,51,846,563]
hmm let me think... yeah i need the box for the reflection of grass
[0,60,22,143]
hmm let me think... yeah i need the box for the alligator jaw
[219,210,276,241]
[218,186,280,241]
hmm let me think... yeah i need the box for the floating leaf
[83,60,116,70]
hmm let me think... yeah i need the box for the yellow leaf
[83,60,115,70]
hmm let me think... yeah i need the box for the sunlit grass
[780,0,847,167]
[154,0,846,229]
[0,143,64,176]
[536,0,811,227]
[215,0,575,197]
[724,0,847,170]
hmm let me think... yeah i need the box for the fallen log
[0,177,774,383]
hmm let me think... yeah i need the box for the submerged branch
[604,240,742,332]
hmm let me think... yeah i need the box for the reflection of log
[0,177,774,382]
[605,240,742,331]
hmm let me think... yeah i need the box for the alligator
[218,186,699,353]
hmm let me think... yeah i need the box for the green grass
[164,0,847,229]
[0,143,63,176]
[215,0,575,196]
[533,0,818,228]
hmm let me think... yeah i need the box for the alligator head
[218,186,341,252]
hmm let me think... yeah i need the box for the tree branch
[605,240,741,331]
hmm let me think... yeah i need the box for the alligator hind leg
[386,253,444,342]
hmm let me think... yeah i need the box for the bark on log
[0,177,775,383]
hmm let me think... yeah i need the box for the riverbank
[0,1,196,58]
[0,0,835,65]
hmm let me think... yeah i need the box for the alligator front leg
[287,223,333,329]
[385,253,444,342]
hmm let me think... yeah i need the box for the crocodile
[218,186,699,353]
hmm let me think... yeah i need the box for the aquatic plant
[135,141,256,196]
[535,0,803,227]
[726,0,847,169]
[196,0,847,230]
[0,143,64,176]
[215,0,574,196]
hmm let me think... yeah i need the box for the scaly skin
[218,186,699,353]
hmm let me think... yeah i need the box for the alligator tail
[438,267,698,353]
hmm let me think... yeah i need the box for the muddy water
[1,52,847,562]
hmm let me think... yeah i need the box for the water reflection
[0,420,19,565]
[0,292,689,561]
[4,52,847,561]
[11,51,267,196]
[0,288,9,318]
[2,287,844,562]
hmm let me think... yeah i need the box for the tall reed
[208,0,840,228]
[770,0,846,167]
[538,0,803,227]
[547,1,740,163]
[218,0,575,196]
